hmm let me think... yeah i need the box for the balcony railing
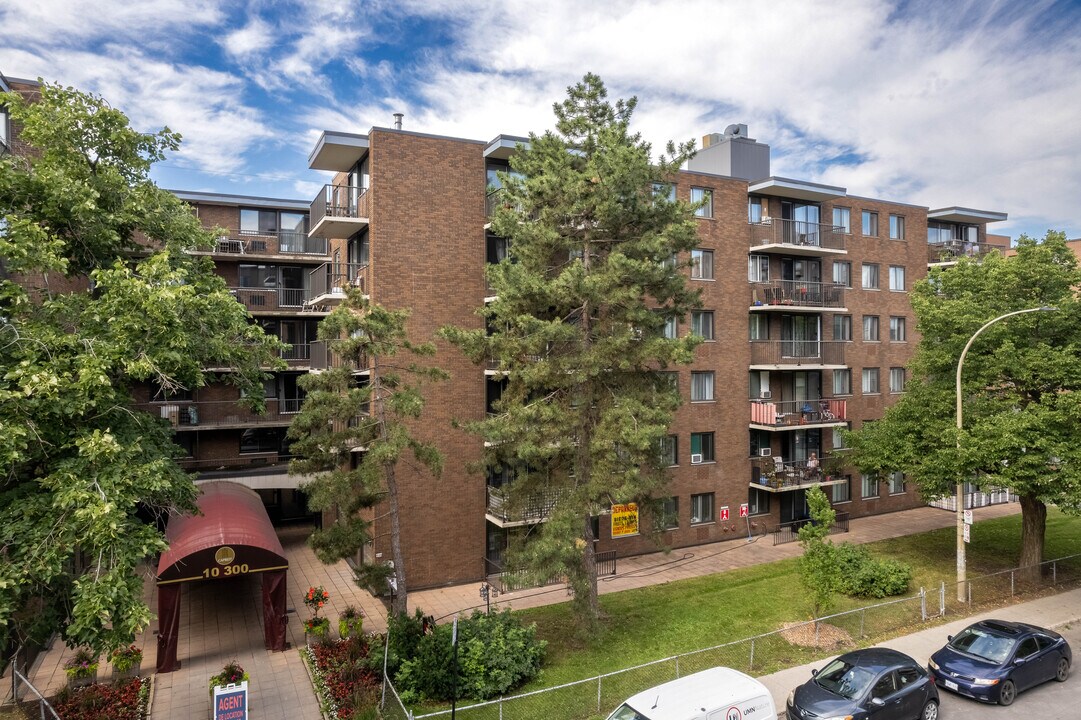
[309,184,369,238]
[212,230,327,257]
[749,340,846,366]
[927,240,999,264]
[750,398,848,428]
[311,340,368,371]
[751,456,843,491]
[306,262,369,305]
[485,188,525,218]
[750,281,846,309]
[280,343,311,366]
[229,287,306,311]
[486,485,562,525]
[749,218,847,252]
[135,398,304,429]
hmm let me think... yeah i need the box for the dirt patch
[780,621,855,649]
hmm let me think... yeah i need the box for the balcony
[750,281,846,312]
[750,456,847,493]
[749,398,847,430]
[229,287,306,312]
[136,398,304,431]
[927,240,1000,265]
[749,340,846,369]
[280,343,311,368]
[305,263,370,308]
[486,485,562,528]
[749,219,847,255]
[311,340,368,372]
[309,184,370,239]
[203,230,328,260]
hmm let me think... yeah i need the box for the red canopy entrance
[155,481,289,673]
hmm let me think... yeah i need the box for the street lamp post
[955,307,1056,602]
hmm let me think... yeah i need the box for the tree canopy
[442,73,702,625]
[0,82,282,653]
[845,231,1081,569]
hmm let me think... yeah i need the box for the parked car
[787,647,939,720]
[606,666,776,720]
[928,619,1072,705]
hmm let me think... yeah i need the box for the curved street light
[955,306,1057,602]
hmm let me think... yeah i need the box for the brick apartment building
[2,72,1010,591]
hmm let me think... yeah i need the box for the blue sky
[2,0,1080,240]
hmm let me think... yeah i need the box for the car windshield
[949,627,1015,664]
[814,658,877,700]
[607,704,652,720]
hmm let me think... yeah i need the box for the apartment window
[748,254,770,282]
[863,315,880,341]
[889,265,906,291]
[832,426,847,450]
[654,497,679,530]
[661,252,679,271]
[691,249,714,280]
[655,371,679,394]
[890,367,906,393]
[652,182,676,203]
[833,207,851,234]
[748,487,771,516]
[833,369,852,395]
[662,314,678,340]
[832,477,851,503]
[690,432,715,463]
[749,314,769,341]
[889,214,905,240]
[691,311,714,340]
[888,471,906,495]
[861,474,879,499]
[833,315,852,342]
[690,492,715,524]
[0,106,8,150]
[861,263,879,289]
[862,367,880,394]
[889,316,906,342]
[660,435,678,466]
[691,187,713,218]
[748,197,764,223]
[691,372,715,402]
[862,210,879,236]
[833,261,852,288]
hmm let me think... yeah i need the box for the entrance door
[782,202,821,245]
[781,315,821,359]
[780,489,809,523]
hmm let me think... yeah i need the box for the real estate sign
[611,503,639,538]
[214,681,248,720]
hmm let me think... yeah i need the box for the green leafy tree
[441,74,701,626]
[0,82,282,653]
[287,290,445,615]
[846,232,1081,572]
[797,486,838,619]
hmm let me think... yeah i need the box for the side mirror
[946,635,953,642]
[870,697,885,707]
[1014,656,1028,665]
[811,669,818,677]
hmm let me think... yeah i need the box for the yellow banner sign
[611,503,639,538]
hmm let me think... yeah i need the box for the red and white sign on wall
[720,506,730,521]
[739,503,749,518]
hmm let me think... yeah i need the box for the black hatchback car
[788,647,939,720]
[928,619,1072,705]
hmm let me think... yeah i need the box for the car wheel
[998,679,1016,706]
[920,699,939,720]
[1056,657,1070,682]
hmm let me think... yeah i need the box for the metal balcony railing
[310,340,368,371]
[750,281,846,309]
[749,218,847,251]
[486,485,562,524]
[229,287,306,311]
[280,343,311,366]
[927,240,999,264]
[212,229,327,257]
[309,184,369,237]
[306,262,369,303]
[485,188,524,218]
[749,398,848,427]
[751,456,841,491]
[749,340,846,366]
[135,398,305,429]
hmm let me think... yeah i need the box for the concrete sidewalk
[757,586,1081,716]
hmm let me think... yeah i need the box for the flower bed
[303,636,381,720]
[53,676,150,720]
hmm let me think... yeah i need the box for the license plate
[944,680,958,691]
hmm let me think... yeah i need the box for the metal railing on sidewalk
[7,650,61,720]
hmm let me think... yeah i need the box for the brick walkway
[15,502,1021,718]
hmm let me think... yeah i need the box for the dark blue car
[928,619,1072,705]
[788,647,939,720]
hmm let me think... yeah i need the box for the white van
[606,666,777,720]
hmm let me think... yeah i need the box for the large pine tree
[443,74,702,626]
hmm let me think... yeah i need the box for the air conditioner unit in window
[690,453,704,464]
[760,390,772,399]
[759,448,772,457]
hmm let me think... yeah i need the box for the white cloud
[0,0,223,43]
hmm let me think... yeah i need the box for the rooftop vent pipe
[393,113,403,130]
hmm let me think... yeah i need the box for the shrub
[834,543,913,598]
[110,644,142,673]
[54,677,149,720]
[339,606,364,639]
[63,647,99,679]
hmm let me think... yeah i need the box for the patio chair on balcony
[819,400,837,421]
[773,456,796,486]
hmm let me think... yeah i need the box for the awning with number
[155,481,289,672]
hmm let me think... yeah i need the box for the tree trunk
[1018,494,1046,583]
[385,460,409,616]
[582,512,599,619]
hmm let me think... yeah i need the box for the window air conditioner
[759,448,772,457]
[690,453,704,464]
[759,390,772,399]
